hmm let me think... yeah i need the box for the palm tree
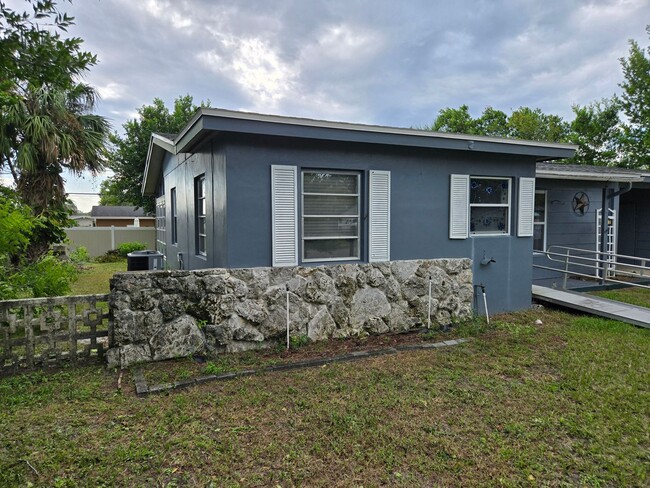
[0,82,110,258]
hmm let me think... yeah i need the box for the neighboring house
[70,214,94,227]
[89,206,155,227]
[533,163,649,284]
[142,108,575,313]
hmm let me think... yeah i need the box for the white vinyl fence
[65,227,156,257]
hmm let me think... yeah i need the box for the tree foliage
[569,99,621,166]
[0,0,96,107]
[101,95,209,213]
[619,26,650,168]
[427,105,569,143]
[0,1,109,258]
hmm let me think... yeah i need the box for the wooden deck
[532,285,650,329]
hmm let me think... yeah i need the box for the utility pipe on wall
[286,284,290,350]
[427,276,432,329]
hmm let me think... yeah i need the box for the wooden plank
[532,285,650,329]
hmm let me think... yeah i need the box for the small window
[195,175,206,256]
[171,187,178,245]
[155,195,166,256]
[302,170,360,262]
[534,190,547,252]
[469,177,511,235]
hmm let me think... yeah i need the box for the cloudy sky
[5,0,649,211]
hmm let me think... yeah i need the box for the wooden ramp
[532,285,650,329]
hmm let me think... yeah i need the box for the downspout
[599,182,633,284]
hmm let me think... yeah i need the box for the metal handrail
[533,245,650,290]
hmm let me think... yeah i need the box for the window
[171,187,178,245]
[469,177,511,235]
[195,175,206,256]
[301,170,360,261]
[534,190,547,252]
[155,195,166,256]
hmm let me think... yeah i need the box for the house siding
[220,134,535,313]
[533,179,622,282]
[619,187,650,260]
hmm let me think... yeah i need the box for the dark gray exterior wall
[619,187,650,259]
[533,179,621,282]
[221,134,535,313]
[156,133,538,314]
[158,141,228,271]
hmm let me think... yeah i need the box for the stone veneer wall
[107,259,473,368]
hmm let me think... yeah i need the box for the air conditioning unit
[127,250,164,271]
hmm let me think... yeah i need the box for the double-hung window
[533,190,547,252]
[469,177,511,235]
[302,170,360,261]
[195,175,207,256]
[171,187,178,245]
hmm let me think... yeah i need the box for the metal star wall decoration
[572,191,590,216]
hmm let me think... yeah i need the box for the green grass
[69,260,127,295]
[0,309,648,487]
[590,286,650,308]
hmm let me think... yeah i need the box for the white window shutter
[449,174,469,239]
[369,170,391,262]
[271,165,298,266]
[518,177,535,237]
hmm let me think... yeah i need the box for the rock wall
[107,259,473,368]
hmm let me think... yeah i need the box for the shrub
[15,253,78,297]
[116,241,147,258]
[69,246,90,264]
[95,250,123,263]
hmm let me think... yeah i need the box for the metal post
[427,277,432,329]
[286,284,290,350]
[563,248,570,290]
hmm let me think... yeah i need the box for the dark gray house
[142,108,575,313]
[533,163,648,285]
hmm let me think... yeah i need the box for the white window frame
[155,195,166,256]
[469,176,512,236]
[195,174,207,257]
[533,190,547,253]
[301,170,361,263]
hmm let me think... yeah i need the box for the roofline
[174,107,577,157]
[143,133,176,195]
[143,108,578,196]
[536,169,645,182]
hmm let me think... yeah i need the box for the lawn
[69,260,127,295]
[590,285,650,309]
[0,308,648,487]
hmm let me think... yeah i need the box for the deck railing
[0,294,112,374]
[534,245,650,290]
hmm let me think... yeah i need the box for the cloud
[34,0,649,177]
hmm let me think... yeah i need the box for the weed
[289,334,310,349]
[203,362,227,375]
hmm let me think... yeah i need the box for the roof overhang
[143,108,578,196]
[536,168,644,182]
[142,133,176,195]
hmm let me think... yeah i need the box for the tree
[507,107,569,142]
[0,1,96,109]
[569,99,621,166]
[428,105,479,134]
[0,1,110,258]
[102,95,209,213]
[475,107,510,138]
[619,26,650,168]
[427,105,568,143]
[1,83,109,257]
